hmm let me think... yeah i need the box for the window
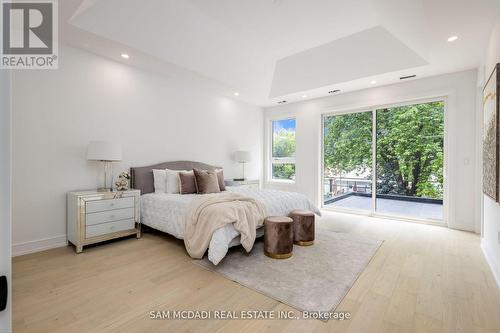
[271,118,296,180]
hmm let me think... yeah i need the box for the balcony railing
[324,176,443,205]
[324,177,371,199]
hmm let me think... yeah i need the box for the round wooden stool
[289,209,315,246]
[264,216,294,259]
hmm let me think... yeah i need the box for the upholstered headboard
[130,161,221,195]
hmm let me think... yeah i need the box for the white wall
[264,70,478,232]
[11,45,263,255]
[0,69,12,331]
[481,17,500,287]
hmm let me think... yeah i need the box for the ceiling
[61,0,500,106]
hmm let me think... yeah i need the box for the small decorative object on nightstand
[67,189,141,253]
[224,179,260,189]
[115,171,130,191]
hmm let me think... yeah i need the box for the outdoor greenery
[273,128,295,158]
[323,111,373,176]
[323,101,444,199]
[272,127,296,180]
[272,163,296,180]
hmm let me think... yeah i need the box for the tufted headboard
[130,161,221,195]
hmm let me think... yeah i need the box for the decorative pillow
[215,169,226,191]
[179,170,197,194]
[165,168,186,194]
[152,169,167,193]
[193,168,221,194]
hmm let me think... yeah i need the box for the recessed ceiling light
[233,92,239,96]
[302,95,307,98]
[121,53,129,59]
[370,80,377,84]
[447,36,458,42]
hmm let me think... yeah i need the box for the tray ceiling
[62,0,500,106]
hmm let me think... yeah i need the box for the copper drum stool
[289,209,315,246]
[264,216,294,259]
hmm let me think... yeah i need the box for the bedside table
[67,189,141,253]
[224,179,260,189]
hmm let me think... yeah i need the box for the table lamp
[234,150,251,181]
[87,141,122,192]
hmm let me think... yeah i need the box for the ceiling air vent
[400,75,416,80]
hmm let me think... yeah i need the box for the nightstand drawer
[86,219,135,238]
[224,180,260,189]
[86,208,135,226]
[242,184,259,189]
[86,197,134,213]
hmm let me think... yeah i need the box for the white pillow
[165,168,186,194]
[152,169,167,193]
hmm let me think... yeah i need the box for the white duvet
[140,187,320,265]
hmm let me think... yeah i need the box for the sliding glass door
[375,102,444,220]
[323,111,373,212]
[322,100,445,222]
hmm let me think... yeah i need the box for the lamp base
[97,188,112,192]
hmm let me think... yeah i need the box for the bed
[131,161,320,265]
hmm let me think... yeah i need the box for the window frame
[268,117,297,183]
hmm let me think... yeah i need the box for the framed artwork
[483,63,500,201]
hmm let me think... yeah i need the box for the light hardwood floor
[13,211,500,333]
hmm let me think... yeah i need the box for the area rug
[193,229,382,315]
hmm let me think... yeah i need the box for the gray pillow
[179,171,197,194]
[193,168,221,194]
[215,169,226,191]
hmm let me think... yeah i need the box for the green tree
[324,102,444,199]
[273,129,295,157]
[272,129,296,180]
[272,164,295,180]
[323,112,372,177]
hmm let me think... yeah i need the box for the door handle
[0,275,7,311]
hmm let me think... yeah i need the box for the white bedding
[141,187,320,264]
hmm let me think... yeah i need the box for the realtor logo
[1,0,58,69]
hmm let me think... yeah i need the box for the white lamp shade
[234,150,252,163]
[87,141,122,161]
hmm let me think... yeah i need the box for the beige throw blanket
[184,192,266,259]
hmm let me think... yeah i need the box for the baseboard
[12,235,68,257]
[481,241,500,290]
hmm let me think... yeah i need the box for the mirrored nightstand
[67,189,141,253]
